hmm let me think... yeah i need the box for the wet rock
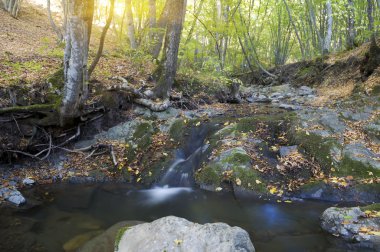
[115,216,255,252]
[64,230,103,252]
[79,221,143,252]
[321,206,380,250]
[22,178,35,186]
[279,146,298,158]
[0,187,26,205]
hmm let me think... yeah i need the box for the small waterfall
[141,122,216,204]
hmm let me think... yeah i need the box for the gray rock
[320,113,347,134]
[215,147,251,171]
[298,86,314,96]
[341,111,372,121]
[0,187,26,205]
[22,178,35,186]
[279,146,298,158]
[152,108,180,120]
[321,206,380,250]
[364,123,380,142]
[343,143,380,170]
[249,94,272,103]
[279,104,301,111]
[116,216,255,252]
[95,120,153,143]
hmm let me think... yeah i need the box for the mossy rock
[361,203,380,212]
[195,147,266,192]
[47,68,64,89]
[334,155,380,178]
[290,129,341,169]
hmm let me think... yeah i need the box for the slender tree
[60,0,94,126]
[1,0,22,17]
[126,0,137,49]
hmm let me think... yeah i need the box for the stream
[0,118,375,252]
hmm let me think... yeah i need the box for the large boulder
[321,206,380,250]
[115,216,255,252]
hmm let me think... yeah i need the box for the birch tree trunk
[152,0,186,99]
[151,0,171,58]
[1,0,22,18]
[346,0,356,49]
[126,0,137,49]
[323,0,333,53]
[60,0,94,126]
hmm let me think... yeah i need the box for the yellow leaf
[215,187,222,192]
[269,187,277,194]
[148,171,152,177]
[136,177,142,183]
[368,171,374,176]
[236,178,242,186]
[135,170,139,175]
[255,180,262,184]
[369,231,380,236]
[127,167,133,172]
[195,121,201,127]
[284,200,292,203]
[224,122,230,126]
[163,152,168,157]
[174,239,183,245]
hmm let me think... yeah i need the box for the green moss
[133,122,154,149]
[234,167,266,192]
[195,164,222,185]
[114,226,130,250]
[334,155,380,178]
[291,130,340,169]
[360,203,380,212]
[222,152,251,165]
[169,119,186,142]
[47,68,64,89]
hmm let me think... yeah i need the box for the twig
[110,145,118,166]
[12,114,23,136]
[6,150,42,160]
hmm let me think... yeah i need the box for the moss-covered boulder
[196,147,265,193]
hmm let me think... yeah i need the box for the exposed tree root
[110,77,171,112]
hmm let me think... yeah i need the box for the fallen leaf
[236,178,242,186]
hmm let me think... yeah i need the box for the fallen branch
[110,77,171,112]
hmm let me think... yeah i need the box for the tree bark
[151,0,171,58]
[88,0,115,77]
[125,0,137,49]
[47,0,63,42]
[60,0,94,126]
[283,0,305,59]
[1,0,22,17]
[152,0,186,99]
[323,0,333,53]
[346,0,356,50]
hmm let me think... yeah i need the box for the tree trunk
[152,0,186,99]
[88,0,115,76]
[346,0,356,49]
[149,0,156,30]
[60,0,94,126]
[125,0,137,49]
[47,0,63,42]
[151,0,171,58]
[283,0,305,59]
[323,0,333,53]
[1,0,22,17]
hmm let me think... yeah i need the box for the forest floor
[0,2,379,208]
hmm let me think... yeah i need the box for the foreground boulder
[321,205,380,250]
[115,216,255,252]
